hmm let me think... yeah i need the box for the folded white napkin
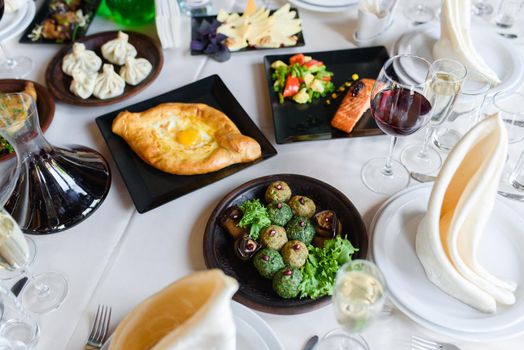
[359,0,396,18]
[433,0,500,86]
[416,114,516,313]
[109,270,238,350]
[155,0,183,49]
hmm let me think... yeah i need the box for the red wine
[371,88,432,136]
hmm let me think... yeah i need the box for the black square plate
[190,9,305,55]
[20,0,100,44]
[96,75,277,213]
[264,46,389,144]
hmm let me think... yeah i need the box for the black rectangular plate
[96,75,277,213]
[190,9,305,55]
[20,0,100,44]
[264,46,389,144]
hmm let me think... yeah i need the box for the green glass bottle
[96,0,113,18]
[105,0,155,26]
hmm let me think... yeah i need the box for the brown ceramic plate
[203,174,368,315]
[45,31,163,107]
[0,79,55,162]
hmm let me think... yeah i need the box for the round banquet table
[0,0,523,349]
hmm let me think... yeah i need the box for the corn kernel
[338,86,345,92]
[345,81,352,87]
[325,100,331,105]
[331,93,338,99]
[352,73,359,81]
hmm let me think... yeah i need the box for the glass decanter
[0,92,111,235]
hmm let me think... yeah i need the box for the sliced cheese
[416,114,516,313]
[217,4,301,51]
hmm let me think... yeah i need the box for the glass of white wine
[314,260,386,350]
[0,208,68,314]
[401,58,467,174]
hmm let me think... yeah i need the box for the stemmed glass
[313,260,386,350]
[0,208,68,314]
[0,282,39,349]
[404,1,435,24]
[0,0,33,78]
[361,54,433,195]
[400,59,467,174]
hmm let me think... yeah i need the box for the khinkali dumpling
[70,69,96,99]
[93,64,125,99]
[5,0,27,13]
[62,43,102,76]
[101,31,137,65]
[119,57,152,86]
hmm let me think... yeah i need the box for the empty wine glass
[361,54,433,195]
[0,1,32,79]
[313,260,386,350]
[400,58,467,173]
[433,78,490,151]
[0,208,68,314]
[0,283,39,349]
[404,1,435,24]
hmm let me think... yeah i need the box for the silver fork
[85,305,112,350]
[411,335,461,350]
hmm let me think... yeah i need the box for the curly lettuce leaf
[298,236,358,299]
[238,199,271,240]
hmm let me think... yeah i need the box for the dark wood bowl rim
[45,30,163,107]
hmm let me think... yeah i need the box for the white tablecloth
[1,0,523,349]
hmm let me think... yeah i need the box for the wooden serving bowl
[0,79,55,162]
[45,31,163,107]
[203,174,369,315]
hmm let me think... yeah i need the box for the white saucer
[371,184,524,341]
[101,301,283,350]
[394,27,524,95]
[0,1,35,42]
[0,1,28,37]
[288,0,357,13]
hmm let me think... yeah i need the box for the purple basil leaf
[190,40,206,52]
[212,46,231,62]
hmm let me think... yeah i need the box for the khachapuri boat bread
[112,103,262,175]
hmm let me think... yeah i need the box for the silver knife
[303,335,319,350]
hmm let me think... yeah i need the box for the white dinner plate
[0,1,35,42]
[101,301,283,350]
[288,0,356,13]
[394,27,524,95]
[371,184,524,341]
[0,1,28,37]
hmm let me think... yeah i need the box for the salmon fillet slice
[331,78,375,133]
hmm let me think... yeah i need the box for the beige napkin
[416,114,516,313]
[433,0,500,86]
[109,270,238,350]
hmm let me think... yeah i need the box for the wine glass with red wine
[361,55,433,195]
